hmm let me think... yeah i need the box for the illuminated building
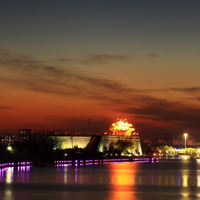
[108,118,138,137]
[43,119,142,155]
[98,119,142,155]
[1,134,15,145]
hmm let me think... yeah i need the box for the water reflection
[197,159,200,187]
[108,163,138,200]
[108,162,137,185]
[17,166,31,183]
[0,160,198,187]
[1,160,200,200]
[54,160,200,187]
[4,189,13,200]
[0,168,5,182]
[182,174,188,187]
[0,166,31,184]
[6,167,14,184]
[73,166,77,183]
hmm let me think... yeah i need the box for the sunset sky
[1,1,200,139]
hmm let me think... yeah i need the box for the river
[1,158,200,200]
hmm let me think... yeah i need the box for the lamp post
[184,133,188,149]
[7,146,12,151]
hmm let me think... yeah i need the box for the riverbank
[55,156,158,166]
[0,156,158,169]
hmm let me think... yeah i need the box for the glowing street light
[184,133,188,149]
[7,146,12,151]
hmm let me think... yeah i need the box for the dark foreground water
[1,159,200,200]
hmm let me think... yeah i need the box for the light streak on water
[6,167,14,184]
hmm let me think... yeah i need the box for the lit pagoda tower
[99,118,142,155]
[109,118,139,137]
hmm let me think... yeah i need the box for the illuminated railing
[55,157,159,167]
[0,162,33,169]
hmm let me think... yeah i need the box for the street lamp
[184,133,188,149]
[7,146,12,151]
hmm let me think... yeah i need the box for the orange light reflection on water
[108,162,138,200]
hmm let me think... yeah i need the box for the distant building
[172,139,178,146]
[2,134,15,145]
[187,139,195,146]
[157,139,164,144]
[163,133,171,145]
[143,138,150,144]
[0,136,3,145]
[18,129,33,142]
[18,129,42,142]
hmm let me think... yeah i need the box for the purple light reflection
[54,157,158,168]
[85,163,93,166]
[75,166,77,183]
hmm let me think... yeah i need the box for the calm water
[1,159,200,200]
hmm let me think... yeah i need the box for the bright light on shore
[7,146,12,151]
[184,133,188,149]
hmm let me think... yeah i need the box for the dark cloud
[146,53,159,57]
[1,51,200,138]
[120,99,199,122]
[54,54,130,65]
[0,51,136,98]
[0,52,42,71]
[170,87,200,93]
[113,97,200,138]
[44,66,64,74]
[88,54,129,62]
[0,106,14,112]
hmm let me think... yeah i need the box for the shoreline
[0,156,158,169]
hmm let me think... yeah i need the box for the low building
[52,119,142,156]
[2,134,15,145]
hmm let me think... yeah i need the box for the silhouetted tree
[106,139,136,156]
[1,136,62,163]
[114,139,135,155]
